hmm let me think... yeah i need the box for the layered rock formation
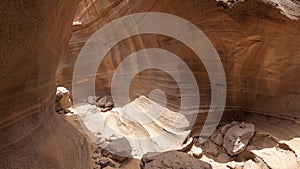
[1,0,300,168]
[57,0,300,132]
[72,96,192,158]
[0,1,91,168]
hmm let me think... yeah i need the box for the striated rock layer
[0,0,299,168]
[0,1,91,168]
[57,0,300,135]
[73,96,192,158]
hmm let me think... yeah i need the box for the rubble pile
[189,121,300,169]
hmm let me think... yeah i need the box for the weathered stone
[97,96,107,108]
[221,121,240,135]
[223,123,255,155]
[88,96,97,105]
[211,133,223,146]
[102,137,132,162]
[105,101,114,108]
[140,151,212,169]
[216,151,232,163]
[239,122,246,129]
[55,87,72,113]
[98,157,121,168]
[202,139,232,163]
[191,145,203,159]
[92,152,99,159]
[204,140,219,157]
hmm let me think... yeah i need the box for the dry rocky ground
[57,87,300,169]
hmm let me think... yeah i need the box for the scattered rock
[96,96,114,111]
[102,137,132,162]
[199,134,232,163]
[247,132,277,150]
[105,101,114,109]
[223,122,255,155]
[191,145,203,158]
[239,122,246,129]
[92,144,121,169]
[236,150,256,161]
[88,96,97,105]
[97,96,107,108]
[211,133,223,146]
[216,0,244,8]
[55,87,72,114]
[216,151,232,163]
[140,151,212,169]
[98,157,121,168]
[221,121,240,135]
[92,152,99,159]
[203,140,219,157]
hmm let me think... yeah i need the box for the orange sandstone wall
[57,0,300,124]
[0,1,91,168]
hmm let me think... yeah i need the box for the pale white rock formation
[73,96,191,158]
[251,147,300,169]
[190,145,203,159]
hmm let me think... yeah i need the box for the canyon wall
[0,0,299,168]
[57,0,300,125]
[0,1,91,168]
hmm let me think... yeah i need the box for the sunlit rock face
[0,0,299,168]
[73,96,192,158]
[57,0,300,129]
[0,1,91,168]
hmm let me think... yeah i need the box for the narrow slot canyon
[1,0,300,169]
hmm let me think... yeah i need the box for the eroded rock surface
[0,1,91,168]
[55,86,72,114]
[73,96,191,158]
[223,123,255,155]
[56,0,300,136]
[140,151,212,169]
[1,0,300,169]
[102,137,132,162]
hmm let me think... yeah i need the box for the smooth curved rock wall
[57,0,300,124]
[0,0,91,168]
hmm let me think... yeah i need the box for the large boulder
[102,137,132,162]
[223,123,255,155]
